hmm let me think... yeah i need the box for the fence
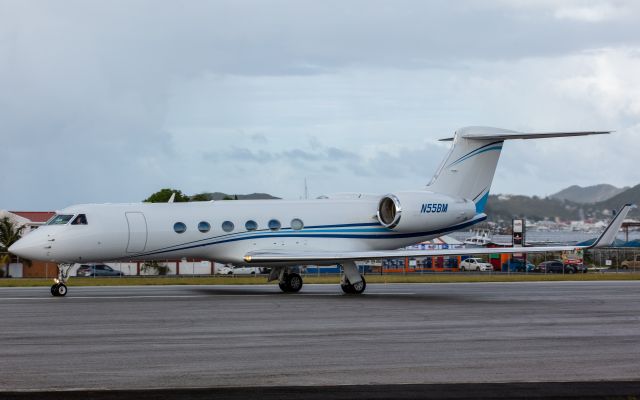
[2,248,640,278]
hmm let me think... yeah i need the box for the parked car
[215,265,234,275]
[232,266,263,275]
[460,258,493,271]
[537,260,577,274]
[574,263,588,273]
[76,264,124,277]
[501,259,535,273]
[621,255,640,270]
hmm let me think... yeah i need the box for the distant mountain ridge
[550,184,629,204]
[486,183,640,222]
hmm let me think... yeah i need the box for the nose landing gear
[51,263,73,297]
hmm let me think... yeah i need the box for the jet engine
[376,191,477,232]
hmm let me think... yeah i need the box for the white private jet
[9,127,632,296]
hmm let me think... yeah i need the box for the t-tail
[426,126,611,214]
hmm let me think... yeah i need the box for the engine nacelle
[377,191,477,232]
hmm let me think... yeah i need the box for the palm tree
[0,216,25,277]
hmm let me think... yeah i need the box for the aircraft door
[125,212,148,253]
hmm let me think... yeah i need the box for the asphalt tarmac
[2,281,640,398]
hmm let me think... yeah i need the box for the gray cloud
[1,1,639,209]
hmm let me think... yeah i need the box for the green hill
[485,184,640,222]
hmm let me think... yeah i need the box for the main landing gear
[341,275,366,294]
[269,267,304,293]
[51,263,73,297]
[340,261,366,294]
[278,272,303,293]
[268,262,367,294]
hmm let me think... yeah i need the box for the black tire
[341,282,354,294]
[460,266,465,272]
[351,276,366,294]
[278,281,288,292]
[476,267,480,271]
[286,273,303,293]
[55,284,67,297]
[51,284,59,296]
[341,276,366,294]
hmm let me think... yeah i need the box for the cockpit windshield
[47,214,75,225]
[71,214,88,225]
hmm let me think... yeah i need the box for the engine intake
[377,194,401,229]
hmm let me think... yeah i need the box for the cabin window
[198,221,211,233]
[173,222,187,234]
[71,214,88,225]
[268,219,281,231]
[47,214,74,225]
[291,218,304,230]
[245,220,258,231]
[222,221,234,232]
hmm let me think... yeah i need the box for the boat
[464,229,493,247]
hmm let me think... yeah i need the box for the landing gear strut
[340,261,367,294]
[51,263,72,297]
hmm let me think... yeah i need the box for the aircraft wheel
[341,276,366,294]
[340,282,354,294]
[279,273,303,293]
[351,276,366,294]
[56,284,67,296]
[51,283,67,297]
[286,273,303,293]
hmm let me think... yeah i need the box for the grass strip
[1,272,640,287]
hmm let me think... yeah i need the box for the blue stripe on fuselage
[125,215,487,259]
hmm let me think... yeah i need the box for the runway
[2,281,640,397]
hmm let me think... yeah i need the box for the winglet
[590,204,635,248]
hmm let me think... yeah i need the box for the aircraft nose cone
[8,240,27,258]
[8,236,43,260]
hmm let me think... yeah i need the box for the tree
[0,216,25,278]
[191,193,212,202]
[143,188,190,203]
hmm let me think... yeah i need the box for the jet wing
[244,204,633,264]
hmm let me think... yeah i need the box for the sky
[1,0,639,210]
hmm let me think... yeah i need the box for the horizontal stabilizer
[439,126,611,141]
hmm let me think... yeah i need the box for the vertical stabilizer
[427,127,610,214]
[427,127,508,213]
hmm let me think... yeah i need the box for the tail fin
[427,126,610,214]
